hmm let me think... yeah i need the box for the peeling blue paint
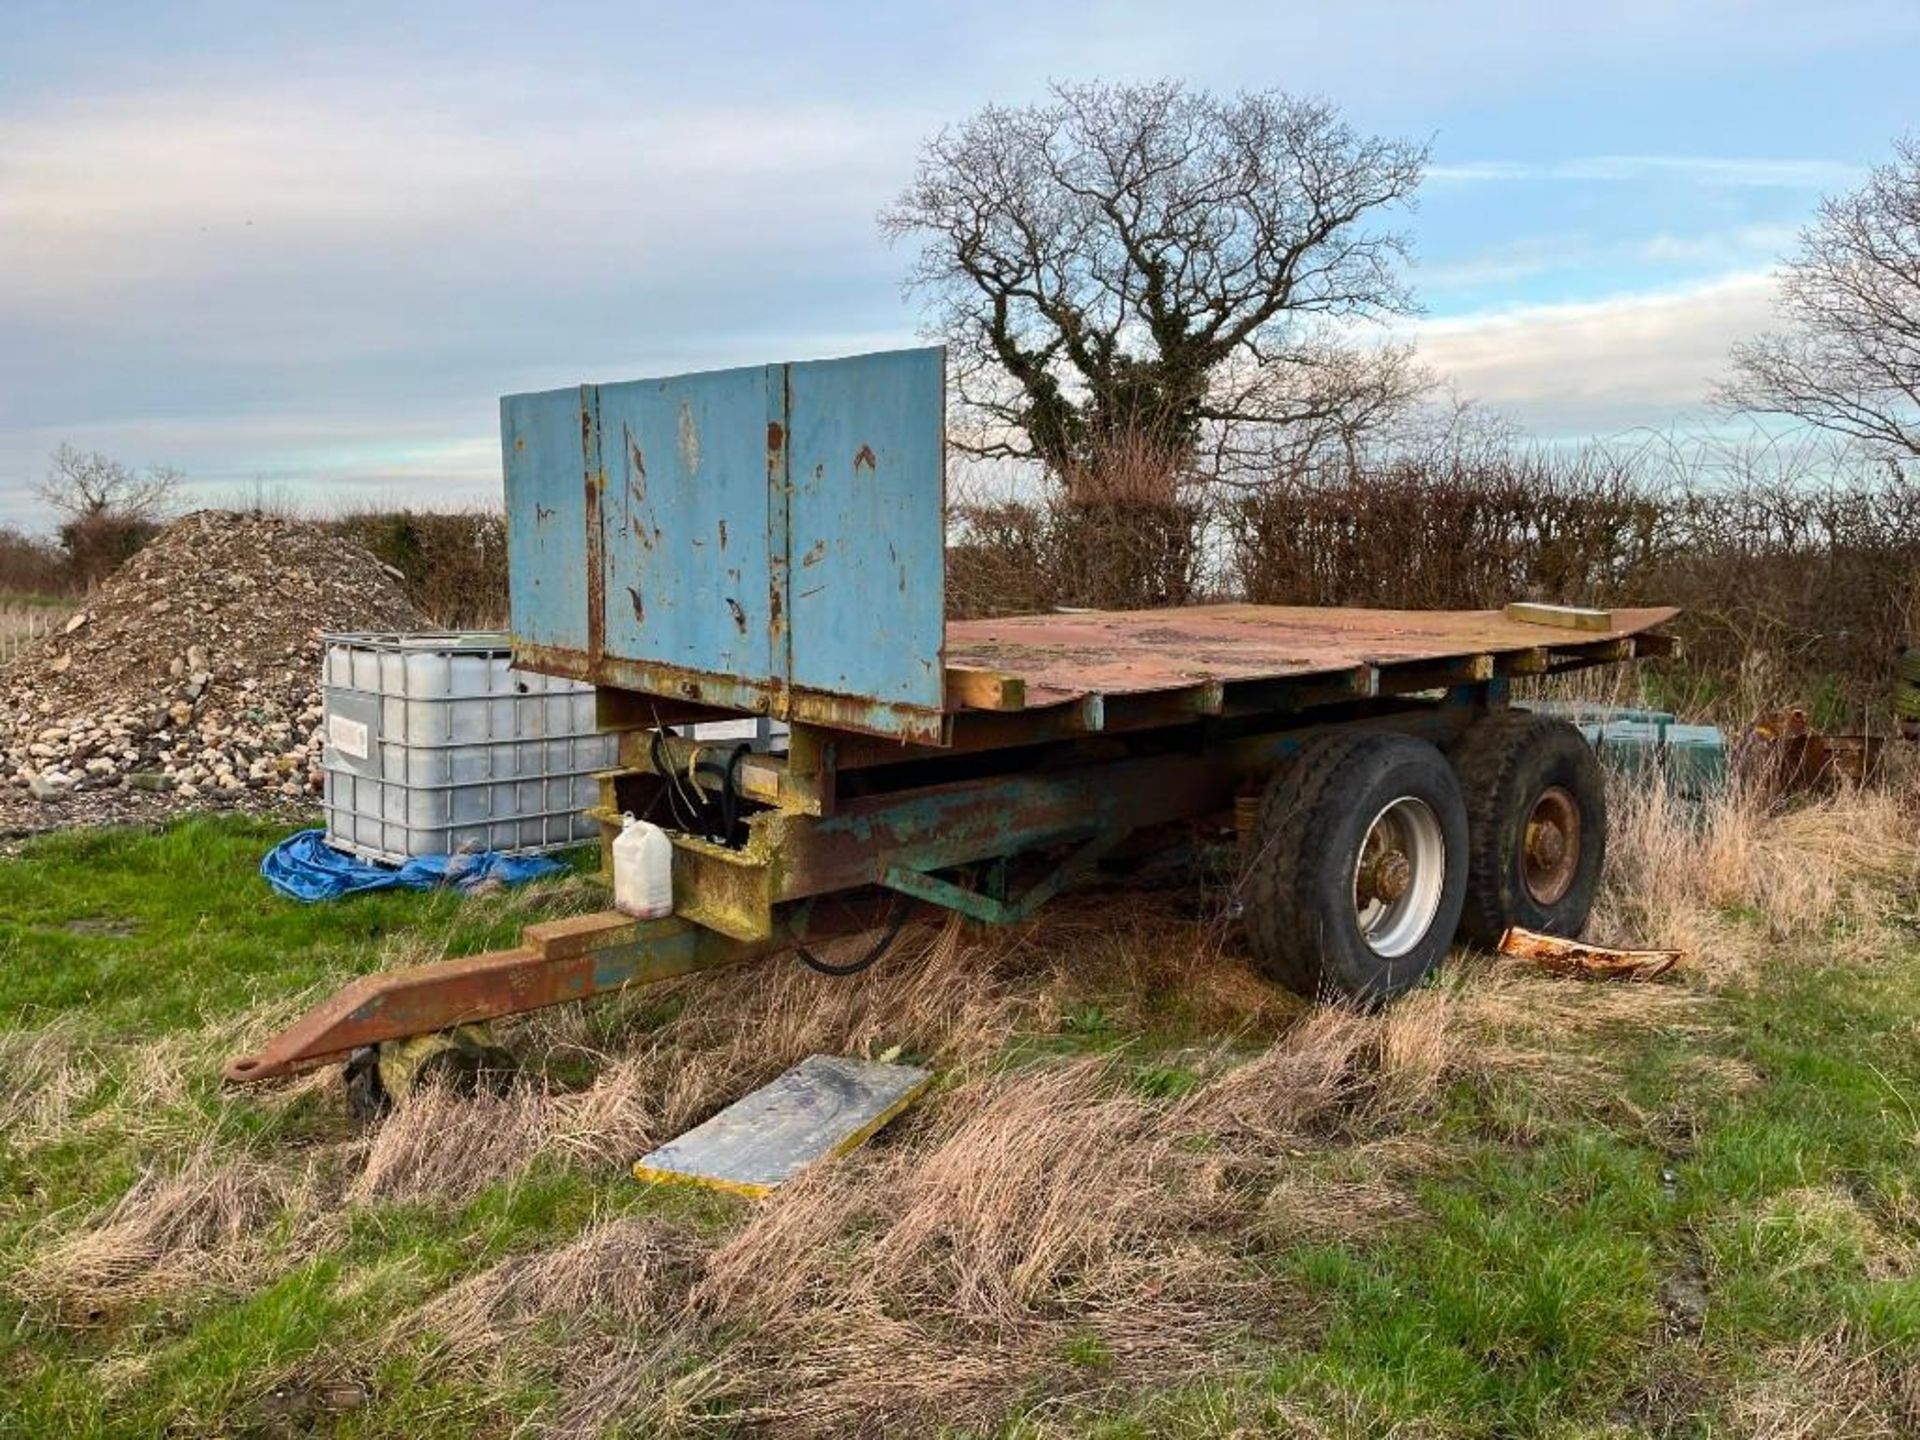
[502,348,947,739]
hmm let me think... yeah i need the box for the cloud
[0,82,915,321]
[1426,154,1862,189]
[0,315,926,527]
[1,6,1897,528]
[1637,223,1801,265]
[1416,224,1803,295]
[1409,272,1779,434]
[0,75,930,523]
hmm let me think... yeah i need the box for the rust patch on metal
[726,597,748,634]
[767,420,785,453]
[514,643,948,746]
[1741,708,1884,798]
[627,585,645,624]
[626,427,650,544]
[718,518,728,549]
[853,443,877,473]
[943,604,1679,703]
[628,434,647,493]
[580,388,606,662]
[801,539,827,568]
[223,913,778,1082]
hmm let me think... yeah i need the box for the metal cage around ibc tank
[319,632,616,863]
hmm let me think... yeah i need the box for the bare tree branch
[882,81,1428,489]
[34,444,181,525]
[1719,136,1920,459]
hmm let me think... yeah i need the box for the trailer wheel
[1449,712,1607,945]
[1245,732,1468,1003]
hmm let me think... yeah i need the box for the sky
[1,0,1916,527]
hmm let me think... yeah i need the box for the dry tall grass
[12,1146,297,1326]
[1597,768,1920,974]
[13,766,1920,1433]
[1729,1327,1920,1439]
[0,600,73,666]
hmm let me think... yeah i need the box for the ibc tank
[320,632,616,863]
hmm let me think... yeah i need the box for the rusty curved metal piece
[1497,925,1681,980]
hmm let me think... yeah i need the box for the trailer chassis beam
[224,899,904,1085]
[228,685,1510,1087]
[878,829,1127,925]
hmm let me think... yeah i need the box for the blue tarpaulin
[262,829,566,903]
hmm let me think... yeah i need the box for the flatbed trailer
[228,348,1675,1091]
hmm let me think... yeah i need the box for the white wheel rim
[1352,796,1447,959]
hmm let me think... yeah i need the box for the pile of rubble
[0,511,423,818]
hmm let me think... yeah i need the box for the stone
[27,773,63,802]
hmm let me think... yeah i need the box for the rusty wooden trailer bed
[227,349,1676,1094]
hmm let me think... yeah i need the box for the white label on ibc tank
[328,713,370,760]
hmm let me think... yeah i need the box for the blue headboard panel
[504,346,947,742]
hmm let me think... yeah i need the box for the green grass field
[2,807,1918,1437]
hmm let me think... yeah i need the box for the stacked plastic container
[1522,702,1727,800]
[320,632,616,863]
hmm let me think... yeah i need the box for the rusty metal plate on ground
[633,1054,931,1197]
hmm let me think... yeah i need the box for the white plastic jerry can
[612,814,674,919]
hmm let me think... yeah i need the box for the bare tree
[882,81,1429,488]
[34,444,181,524]
[34,445,181,585]
[1721,137,1920,459]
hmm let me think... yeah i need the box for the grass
[0,595,73,665]
[1,782,1918,1437]
[0,818,600,1032]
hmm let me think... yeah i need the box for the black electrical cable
[691,744,750,846]
[646,729,758,848]
[793,894,914,976]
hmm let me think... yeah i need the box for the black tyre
[1245,732,1469,1003]
[1449,712,1607,946]
[342,1046,389,1125]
